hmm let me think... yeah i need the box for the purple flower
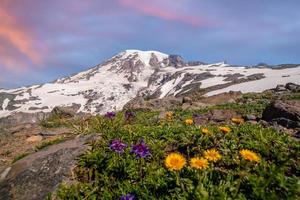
[192,113,200,119]
[131,140,150,158]
[120,194,135,200]
[109,139,127,154]
[125,111,135,120]
[104,111,116,119]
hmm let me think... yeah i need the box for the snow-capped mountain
[1,50,300,118]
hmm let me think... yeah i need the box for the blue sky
[0,0,300,88]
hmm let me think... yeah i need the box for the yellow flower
[201,128,210,135]
[204,149,222,162]
[240,149,260,163]
[219,126,231,134]
[185,119,193,125]
[165,153,186,171]
[166,112,173,121]
[231,117,244,124]
[190,157,209,169]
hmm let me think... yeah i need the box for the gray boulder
[0,135,96,200]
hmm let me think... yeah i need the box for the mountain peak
[121,50,169,66]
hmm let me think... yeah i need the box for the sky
[0,0,300,88]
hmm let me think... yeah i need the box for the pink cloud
[119,0,207,27]
[0,5,44,71]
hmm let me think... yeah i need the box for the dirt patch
[0,124,72,173]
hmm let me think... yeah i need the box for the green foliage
[12,152,30,163]
[288,93,300,100]
[55,110,300,200]
[35,137,65,151]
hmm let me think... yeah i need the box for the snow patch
[2,98,10,110]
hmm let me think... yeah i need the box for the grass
[35,137,66,151]
[12,152,30,164]
[53,109,300,199]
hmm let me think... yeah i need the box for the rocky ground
[0,83,299,199]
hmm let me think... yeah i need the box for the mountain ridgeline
[0,50,300,119]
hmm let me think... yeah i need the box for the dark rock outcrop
[275,85,287,92]
[0,135,96,200]
[262,100,300,128]
[163,55,186,68]
[285,83,300,92]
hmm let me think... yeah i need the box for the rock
[0,167,11,181]
[38,128,72,137]
[275,84,287,92]
[245,114,257,121]
[164,55,186,68]
[0,112,50,128]
[197,91,242,105]
[285,83,300,92]
[183,97,193,104]
[294,130,300,138]
[124,96,183,111]
[51,104,80,118]
[0,135,97,200]
[259,120,269,127]
[194,109,239,125]
[247,120,258,125]
[262,100,300,128]
[26,135,43,143]
[270,118,300,129]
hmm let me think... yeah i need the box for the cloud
[0,7,43,70]
[119,0,207,27]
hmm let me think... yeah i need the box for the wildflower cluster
[110,139,150,158]
[104,111,116,119]
[56,109,299,199]
[110,139,127,154]
[165,149,222,171]
[165,111,173,122]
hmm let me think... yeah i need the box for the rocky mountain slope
[1,50,300,119]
